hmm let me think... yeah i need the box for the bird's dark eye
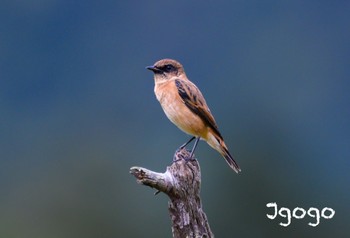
[164,64,175,72]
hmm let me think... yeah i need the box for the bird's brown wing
[175,79,223,140]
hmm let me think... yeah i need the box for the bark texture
[130,148,213,238]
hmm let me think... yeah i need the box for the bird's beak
[146,65,162,73]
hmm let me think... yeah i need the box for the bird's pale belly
[159,97,207,138]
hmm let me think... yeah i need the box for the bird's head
[146,59,185,82]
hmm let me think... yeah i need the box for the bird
[146,59,241,173]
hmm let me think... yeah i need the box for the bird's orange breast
[154,80,208,138]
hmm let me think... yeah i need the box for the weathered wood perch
[130,148,214,238]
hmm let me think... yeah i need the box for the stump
[130,148,214,238]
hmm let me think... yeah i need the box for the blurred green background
[1,1,349,237]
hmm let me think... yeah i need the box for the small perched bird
[146,59,241,173]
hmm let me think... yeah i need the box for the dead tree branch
[130,148,214,238]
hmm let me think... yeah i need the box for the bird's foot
[173,151,195,164]
[172,147,195,164]
[184,153,195,162]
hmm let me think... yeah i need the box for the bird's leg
[179,136,196,150]
[184,137,200,176]
[173,136,196,162]
[187,137,200,161]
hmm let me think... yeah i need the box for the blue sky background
[1,1,349,237]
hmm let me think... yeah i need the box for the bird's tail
[206,133,241,173]
[221,142,241,173]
